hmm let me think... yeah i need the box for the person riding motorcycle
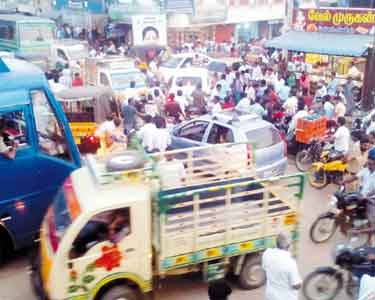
[343,147,375,226]
[326,116,351,157]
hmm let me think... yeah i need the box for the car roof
[173,67,208,77]
[197,110,272,130]
[55,86,113,101]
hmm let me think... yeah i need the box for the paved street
[0,161,350,300]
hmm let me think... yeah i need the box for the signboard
[108,0,161,20]
[293,8,375,35]
[191,0,227,24]
[226,0,285,24]
[132,15,167,46]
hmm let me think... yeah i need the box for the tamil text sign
[293,8,375,35]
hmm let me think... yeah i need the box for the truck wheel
[106,151,145,172]
[238,255,266,289]
[101,286,138,300]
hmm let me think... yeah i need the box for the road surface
[0,162,350,300]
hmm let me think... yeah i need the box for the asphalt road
[0,161,350,300]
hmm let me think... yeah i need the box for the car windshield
[111,71,146,90]
[161,57,183,68]
[176,76,202,87]
[245,126,281,149]
[20,24,54,43]
[47,178,80,253]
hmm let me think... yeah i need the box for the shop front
[265,8,375,110]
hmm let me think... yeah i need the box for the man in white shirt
[236,93,251,112]
[330,117,351,155]
[252,63,263,81]
[210,96,222,114]
[334,96,346,119]
[158,152,186,189]
[288,102,308,134]
[358,275,375,300]
[262,233,302,300]
[314,81,327,101]
[347,61,361,79]
[137,115,158,152]
[282,92,298,116]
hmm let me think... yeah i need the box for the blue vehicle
[0,58,80,263]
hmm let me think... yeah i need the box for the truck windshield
[67,46,88,60]
[20,24,54,43]
[161,57,183,68]
[111,71,146,90]
[47,178,80,253]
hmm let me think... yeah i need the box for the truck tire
[101,286,138,300]
[106,151,145,172]
[238,254,266,290]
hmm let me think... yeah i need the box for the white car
[159,53,212,82]
[168,68,210,98]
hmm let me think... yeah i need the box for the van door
[0,105,42,247]
[28,89,79,237]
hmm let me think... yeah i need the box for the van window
[69,208,131,259]
[245,126,281,149]
[31,90,70,160]
[176,76,202,87]
[0,110,28,150]
[0,21,15,40]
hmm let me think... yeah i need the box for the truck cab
[0,58,80,263]
[85,56,148,100]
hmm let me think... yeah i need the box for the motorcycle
[303,244,375,300]
[295,139,326,172]
[310,186,370,247]
[308,149,349,189]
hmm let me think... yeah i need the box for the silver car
[170,110,287,178]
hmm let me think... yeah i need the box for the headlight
[330,195,338,207]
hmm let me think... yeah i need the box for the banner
[226,0,285,24]
[132,15,167,46]
[191,0,227,24]
[293,8,375,35]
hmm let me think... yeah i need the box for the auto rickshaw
[55,86,119,154]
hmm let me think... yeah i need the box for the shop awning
[265,31,374,57]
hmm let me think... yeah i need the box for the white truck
[85,56,148,100]
[30,143,304,300]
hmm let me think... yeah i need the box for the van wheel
[101,286,139,300]
[238,255,266,290]
[0,235,10,266]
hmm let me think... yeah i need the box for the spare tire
[106,151,145,172]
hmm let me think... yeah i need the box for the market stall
[265,8,375,110]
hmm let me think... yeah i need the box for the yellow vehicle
[55,86,119,153]
[308,150,348,189]
[30,143,304,300]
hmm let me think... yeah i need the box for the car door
[171,120,210,149]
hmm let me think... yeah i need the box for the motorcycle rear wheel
[310,215,338,243]
[303,270,343,300]
[308,166,328,189]
[296,149,313,172]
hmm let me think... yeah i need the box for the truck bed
[154,174,303,272]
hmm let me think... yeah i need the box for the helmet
[368,147,375,160]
